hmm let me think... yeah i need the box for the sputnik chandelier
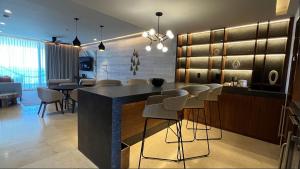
[142,12,174,53]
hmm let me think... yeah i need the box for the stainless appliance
[278,106,300,169]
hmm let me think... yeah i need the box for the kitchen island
[78,83,285,169]
[78,83,186,169]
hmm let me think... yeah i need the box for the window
[0,35,46,90]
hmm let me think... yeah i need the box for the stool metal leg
[177,120,186,169]
[165,109,197,143]
[186,107,211,131]
[139,119,182,165]
[195,101,222,140]
[138,118,148,169]
[183,108,210,161]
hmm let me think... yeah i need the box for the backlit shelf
[179,36,288,48]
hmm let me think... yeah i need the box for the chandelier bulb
[166,30,174,39]
[145,45,152,51]
[149,28,156,36]
[142,32,148,38]
[162,46,168,53]
[157,42,163,50]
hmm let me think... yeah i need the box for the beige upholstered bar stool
[138,89,189,169]
[200,83,223,140]
[96,80,122,87]
[165,85,211,159]
[185,83,223,140]
[127,79,148,85]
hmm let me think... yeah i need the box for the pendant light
[73,18,81,47]
[142,12,174,53]
[98,25,105,51]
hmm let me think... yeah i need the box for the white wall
[80,35,176,84]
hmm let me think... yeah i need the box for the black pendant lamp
[98,25,105,51]
[73,18,81,47]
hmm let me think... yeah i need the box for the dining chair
[70,89,78,113]
[79,78,96,86]
[138,89,189,169]
[96,80,122,87]
[127,79,148,85]
[37,87,64,118]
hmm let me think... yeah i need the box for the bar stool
[186,84,223,140]
[164,85,211,159]
[197,83,223,140]
[138,89,189,169]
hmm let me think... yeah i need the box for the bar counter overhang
[78,83,285,169]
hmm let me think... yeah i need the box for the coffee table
[0,92,19,107]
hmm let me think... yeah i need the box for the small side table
[0,92,19,108]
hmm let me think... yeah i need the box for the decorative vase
[151,78,165,87]
[268,70,279,85]
[232,59,241,69]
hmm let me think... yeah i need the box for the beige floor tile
[0,104,280,168]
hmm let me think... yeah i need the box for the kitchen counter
[222,86,286,98]
[78,83,188,169]
[78,83,286,169]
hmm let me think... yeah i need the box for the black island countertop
[80,83,286,99]
[79,82,186,98]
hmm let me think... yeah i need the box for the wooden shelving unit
[176,18,294,92]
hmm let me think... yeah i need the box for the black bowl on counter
[150,78,165,87]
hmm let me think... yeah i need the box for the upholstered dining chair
[37,87,64,118]
[127,79,148,85]
[138,89,189,169]
[70,89,78,113]
[96,80,122,87]
[79,79,96,86]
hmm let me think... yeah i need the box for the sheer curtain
[0,35,46,90]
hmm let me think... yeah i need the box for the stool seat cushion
[204,84,223,101]
[184,96,205,108]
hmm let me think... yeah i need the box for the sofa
[0,76,22,99]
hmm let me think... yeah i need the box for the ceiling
[0,0,142,44]
[0,0,299,44]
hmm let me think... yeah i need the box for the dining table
[48,83,81,109]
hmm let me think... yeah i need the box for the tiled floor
[0,103,280,168]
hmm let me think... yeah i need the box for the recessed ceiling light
[93,38,97,41]
[0,22,5,25]
[0,30,2,33]
[4,9,12,14]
